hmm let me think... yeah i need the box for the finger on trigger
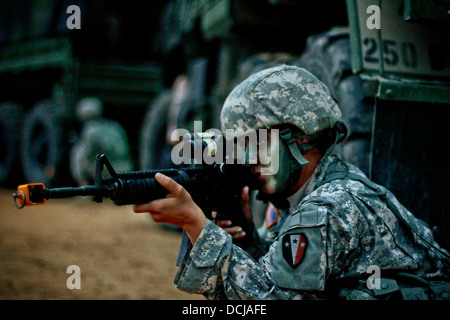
[241,186,250,202]
[217,220,232,228]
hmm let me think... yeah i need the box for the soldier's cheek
[259,175,278,194]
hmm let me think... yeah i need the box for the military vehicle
[1,0,449,250]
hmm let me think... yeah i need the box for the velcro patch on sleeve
[281,233,308,268]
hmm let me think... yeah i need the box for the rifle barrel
[46,185,100,199]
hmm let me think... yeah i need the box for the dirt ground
[0,188,203,300]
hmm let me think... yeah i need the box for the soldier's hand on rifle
[213,186,254,240]
[132,173,207,244]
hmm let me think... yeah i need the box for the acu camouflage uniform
[174,66,450,299]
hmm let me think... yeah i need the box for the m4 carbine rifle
[12,135,260,247]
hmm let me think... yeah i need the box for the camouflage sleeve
[244,226,274,261]
[174,218,329,299]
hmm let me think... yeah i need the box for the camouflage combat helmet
[221,65,345,167]
[220,64,342,136]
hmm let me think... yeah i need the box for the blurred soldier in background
[70,97,133,186]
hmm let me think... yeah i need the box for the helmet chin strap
[256,127,310,209]
[280,126,313,191]
[280,127,310,166]
[256,123,346,209]
[322,121,347,160]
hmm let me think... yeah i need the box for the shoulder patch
[265,203,279,229]
[282,233,308,268]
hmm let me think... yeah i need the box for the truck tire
[0,103,23,186]
[20,100,70,187]
[295,27,374,176]
[139,90,173,170]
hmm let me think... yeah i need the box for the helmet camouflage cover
[220,65,342,136]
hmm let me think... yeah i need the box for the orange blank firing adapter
[12,183,46,209]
